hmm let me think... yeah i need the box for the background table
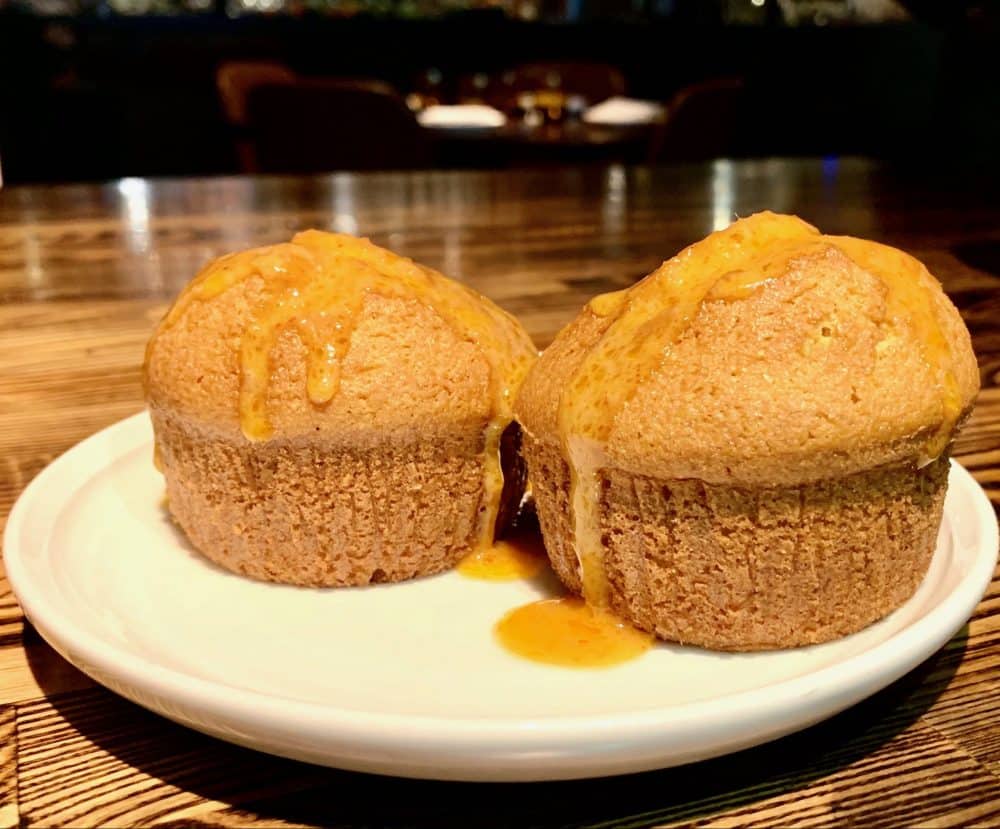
[1,158,999,828]
[426,120,657,168]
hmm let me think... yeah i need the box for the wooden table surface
[1,158,999,828]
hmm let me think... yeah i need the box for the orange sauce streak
[496,597,653,668]
[458,532,546,581]
[147,231,537,551]
[558,212,960,610]
[560,213,820,607]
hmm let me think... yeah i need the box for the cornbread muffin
[145,230,537,587]
[515,212,979,650]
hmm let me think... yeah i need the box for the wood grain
[0,159,998,827]
[0,705,16,829]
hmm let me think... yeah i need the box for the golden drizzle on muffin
[515,212,978,650]
[145,231,537,586]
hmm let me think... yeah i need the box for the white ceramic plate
[5,413,997,782]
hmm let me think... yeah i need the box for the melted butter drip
[150,231,536,550]
[495,597,653,668]
[458,531,546,580]
[558,212,959,609]
[152,441,164,472]
[235,251,404,440]
[703,238,828,302]
[559,213,819,606]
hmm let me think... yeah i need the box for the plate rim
[5,412,998,759]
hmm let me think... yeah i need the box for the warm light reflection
[606,164,626,203]
[602,164,627,236]
[13,191,44,289]
[331,174,359,235]
[443,229,462,278]
[22,231,43,287]
[711,159,735,231]
[118,177,151,254]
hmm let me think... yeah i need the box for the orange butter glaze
[148,230,537,551]
[558,212,960,609]
[460,530,652,668]
[457,532,546,581]
[495,597,653,668]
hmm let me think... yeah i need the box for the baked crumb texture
[146,235,536,587]
[156,413,484,585]
[525,434,947,650]
[515,213,978,649]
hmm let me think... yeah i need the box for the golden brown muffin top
[146,230,537,442]
[145,231,538,553]
[516,212,979,489]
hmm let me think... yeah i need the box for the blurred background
[0,0,997,183]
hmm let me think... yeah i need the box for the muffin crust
[526,434,948,649]
[146,232,537,586]
[516,212,978,648]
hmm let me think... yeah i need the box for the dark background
[1,1,998,183]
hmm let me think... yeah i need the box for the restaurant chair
[217,60,298,126]
[216,60,297,172]
[648,77,746,162]
[246,78,432,174]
